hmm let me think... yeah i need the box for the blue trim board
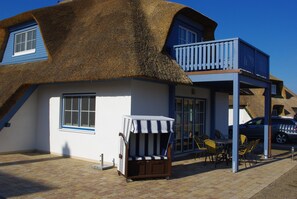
[0,85,38,131]
[8,21,37,32]
[209,89,215,139]
[61,126,95,132]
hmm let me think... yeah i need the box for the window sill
[13,49,36,57]
[59,127,96,135]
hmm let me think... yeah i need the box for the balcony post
[264,84,272,158]
[233,38,239,70]
[232,73,239,173]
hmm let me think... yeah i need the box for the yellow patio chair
[239,140,255,167]
[204,139,224,167]
[240,134,247,145]
[193,135,207,159]
[249,139,260,163]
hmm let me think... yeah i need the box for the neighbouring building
[229,75,297,125]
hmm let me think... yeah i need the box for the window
[14,29,36,56]
[178,26,197,45]
[246,118,263,125]
[62,94,95,130]
[271,84,277,95]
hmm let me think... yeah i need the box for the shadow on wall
[62,142,70,157]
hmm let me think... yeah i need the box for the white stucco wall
[0,91,37,153]
[34,79,171,164]
[36,80,132,163]
[1,78,231,160]
[228,108,252,125]
[215,92,229,137]
[175,85,211,136]
[131,80,169,116]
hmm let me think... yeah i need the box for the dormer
[165,9,217,57]
[166,15,205,56]
[0,21,47,65]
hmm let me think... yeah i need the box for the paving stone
[0,151,296,198]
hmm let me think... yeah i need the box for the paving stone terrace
[0,148,296,199]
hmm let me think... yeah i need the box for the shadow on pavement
[0,171,55,198]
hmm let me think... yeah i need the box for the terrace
[0,147,295,198]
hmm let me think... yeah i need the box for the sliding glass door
[175,97,206,154]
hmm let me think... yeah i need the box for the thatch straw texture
[0,0,217,119]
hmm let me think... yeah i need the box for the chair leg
[243,155,247,168]
[214,155,218,168]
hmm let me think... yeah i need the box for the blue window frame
[62,94,96,131]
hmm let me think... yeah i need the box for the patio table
[214,139,232,165]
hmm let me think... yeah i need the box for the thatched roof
[0,0,217,120]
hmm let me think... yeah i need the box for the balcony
[173,38,269,79]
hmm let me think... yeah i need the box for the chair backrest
[204,139,217,154]
[241,140,255,154]
[249,139,260,153]
[194,136,205,150]
[240,134,247,145]
[215,129,226,139]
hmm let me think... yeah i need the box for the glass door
[183,99,194,152]
[175,98,183,153]
[174,97,206,154]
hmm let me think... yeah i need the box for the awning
[128,115,174,134]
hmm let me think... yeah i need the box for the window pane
[16,34,21,43]
[27,31,32,40]
[81,112,89,127]
[27,41,32,50]
[32,39,36,49]
[16,44,21,53]
[81,97,89,111]
[72,111,79,126]
[72,97,79,110]
[20,43,25,51]
[64,111,72,125]
[64,97,72,110]
[176,98,182,112]
[89,112,95,127]
[21,33,26,42]
[89,97,95,111]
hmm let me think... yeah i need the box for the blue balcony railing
[173,38,269,79]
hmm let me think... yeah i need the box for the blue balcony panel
[174,38,269,80]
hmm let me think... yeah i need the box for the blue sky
[0,0,296,93]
